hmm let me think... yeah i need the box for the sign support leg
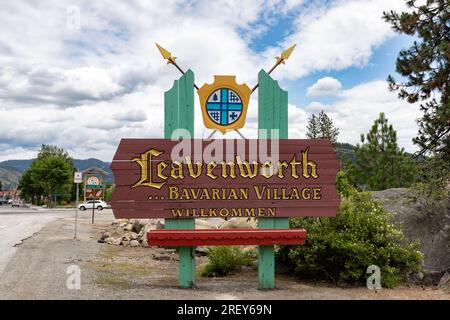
[165,219,196,288]
[258,218,289,289]
[164,70,196,288]
[257,69,289,289]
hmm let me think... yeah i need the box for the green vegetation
[278,172,422,288]
[19,145,75,206]
[383,0,450,160]
[306,110,340,146]
[345,113,417,190]
[201,246,255,277]
[408,155,450,217]
[104,184,115,202]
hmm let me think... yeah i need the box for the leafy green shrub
[278,172,422,288]
[201,246,255,277]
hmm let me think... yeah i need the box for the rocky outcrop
[371,188,450,283]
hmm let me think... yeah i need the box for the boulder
[130,240,140,247]
[132,219,150,233]
[438,271,450,288]
[104,237,115,245]
[130,232,138,240]
[195,246,208,256]
[156,221,165,230]
[219,218,257,229]
[371,188,450,274]
[100,232,111,240]
[124,223,133,231]
[195,219,221,229]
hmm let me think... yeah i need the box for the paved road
[0,205,73,274]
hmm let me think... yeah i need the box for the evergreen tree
[306,114,319,139]
[346,113,417,191]
[383,0,450,159]
[0,179,2,191]
[306,110,340,145]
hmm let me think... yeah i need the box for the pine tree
[346,113,417,191]
[306,110,340,145]
[306,114,319,139]
[383,0,450,159]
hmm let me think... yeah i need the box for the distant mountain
[337,142,356,163]
[0,158,113,190]
[0,164,23,190]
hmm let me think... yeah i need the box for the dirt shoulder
[0,211,449,300]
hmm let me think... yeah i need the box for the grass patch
[90,261,151,277]
[95,274,132,289]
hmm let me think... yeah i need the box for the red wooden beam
[147,228,307,246]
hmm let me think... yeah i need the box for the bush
[278,172,422,288]
[201,246,255,277]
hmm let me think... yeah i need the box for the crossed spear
[155,43,296,93]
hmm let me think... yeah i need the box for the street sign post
[74,171,82,239]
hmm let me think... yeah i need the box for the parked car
[78,200,108,211]
[11,199,21,207]
[7,199,13,204]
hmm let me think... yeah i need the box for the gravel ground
[0,210,449,300]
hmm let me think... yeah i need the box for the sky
[0,0,422,162]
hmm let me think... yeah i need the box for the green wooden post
[257,69,289,289]
[164,70,196,288]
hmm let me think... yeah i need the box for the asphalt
[0,205,73,273]
[0,206,448,300]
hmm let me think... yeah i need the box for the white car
[11,199,21,207]
[78,200,108,211]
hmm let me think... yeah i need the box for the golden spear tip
[155,43,175,61]
[276,44,296,64]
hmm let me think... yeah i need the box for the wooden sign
[110,138,339,219]
[85,188,104,199]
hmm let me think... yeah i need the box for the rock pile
[98,217,257,248]
[98,219,158,247]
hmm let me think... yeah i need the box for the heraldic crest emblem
[198,76,251,134]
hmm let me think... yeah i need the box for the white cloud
[304,101,329,112]
[274,0,407,80]
[307,77,342,96]
[303,80,421,153]
[0,0,418,161]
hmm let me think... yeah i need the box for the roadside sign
[86,176,100,186]
[86,184,104,189]
[85,188,104,199]
[74,172,82,183]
